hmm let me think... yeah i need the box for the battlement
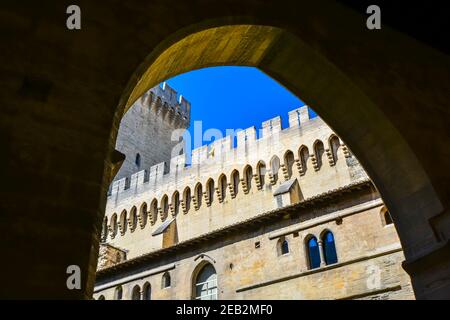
[108,105,356,198]
[139,82,191,128]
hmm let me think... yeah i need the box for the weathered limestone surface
[0,1,448,299]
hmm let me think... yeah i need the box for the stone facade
[94,86,415,300]
[113,83,190,181]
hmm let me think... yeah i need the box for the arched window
[307,236,321,269]
[195,183,203,208]
[98,295,105,300]
[131,285,141,300]
[381,207,394,226]
[135,153,141,167]
[298,145,309,172]
[278,237,289,255]
[110,213,118,238]
[194,264,218,300]
[142,282,151,300]
[162,272,171,289]
[231,170,239,195]
[284,150,295,179]
[329,135,340,163]
[270,156,280,183]
[161,195,169,217]
[101,216,108,242]
[172,191,180,215]
[384,211,393,225]
[130,206,137,231]
[322,231,338,265]
[314,140,325,169]
[219,175,227,200]
[183,187,191,213]
[119,210,127,235]
[257,161,266,187]
[207,179,214,204]
[114,286,123,300]
[139,202,147,229]
[150,199,158,224]
[244,166,253,190]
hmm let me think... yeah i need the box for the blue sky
[165,66,316,151]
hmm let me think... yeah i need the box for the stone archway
[1,1,449,299]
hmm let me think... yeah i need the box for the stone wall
[94,186,414,300]
[102,107,366,259]
[114,83,190,181]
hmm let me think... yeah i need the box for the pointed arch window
[184,187,191,213]
[162,272,171,288]
[172,191,180,215]
[130,206,137,231]
[284,150,295,179]
[270,156,280,183]
[161,195,169,217]
[219,175,227,200]
[119,210,127,235]
[207,179,214,204]
[257,162,266,187]
[139,202,148,229]
[231,171,239,195]
[131,285,141,300]
[329,135,341,163]
[114,286,123,300]
[314,141,325,169]
[322,231,338,265]
[299,146,309,172]
[195,184,203,208]
[143,282,151,300]
[278,237,289,255]
[194,264,218,300]
[307,236,321,269]
[110,214,118,238]
[245,166,253,191]
[150,199,158,223]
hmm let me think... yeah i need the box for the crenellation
[108,107,347,199]
[192,145,209,166]
[262,116,282,137]
[298,105,311,124]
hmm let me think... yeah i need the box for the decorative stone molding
[240,178,249,194]
[149,213,156,226]
[192,195,199,210]
[310,154,319,171]
[228,183,236,199]
[159,207,167,222]
[180,200,188,214]
[342,144,352,158]
[203,191,211,207]
[215,187,223,203]
[280,164,289,181]
[268,171,276,185]
[325,148,335,166]
[254,174,263,190]
[294,159,306,176]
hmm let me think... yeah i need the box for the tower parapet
[113,83,191,181]
[141,82,191,129]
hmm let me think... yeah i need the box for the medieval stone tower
[114,83,191,181]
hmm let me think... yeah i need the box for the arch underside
[2,0,449,299]
[113,17,450,299]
